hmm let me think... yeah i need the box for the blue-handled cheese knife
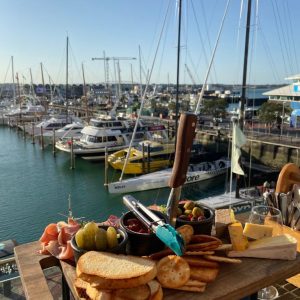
[123,195,185,256]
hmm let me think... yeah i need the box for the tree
[201,99,227,117]
[258,102,292,125]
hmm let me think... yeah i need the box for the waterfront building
[263,74,300,104]
[263,74,300,127]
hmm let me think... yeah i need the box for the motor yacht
[55,115,169,160]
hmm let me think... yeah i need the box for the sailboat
[108,157,230,194]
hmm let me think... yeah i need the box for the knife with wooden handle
[166,113,197,226]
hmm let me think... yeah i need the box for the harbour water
[0,127,226,244]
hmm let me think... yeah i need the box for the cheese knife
[290,206,300,230]
[279,193,288,225]
[123,195,185,255]
[166,113,197,226]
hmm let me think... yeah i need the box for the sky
[0,0,300,86]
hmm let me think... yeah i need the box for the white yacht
[38,122,84,141]
[55,115,169,160]
[23,113,82,135]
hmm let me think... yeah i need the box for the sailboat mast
[236,0,252,198]
[139,45,142,97]
[81,63,88,119]
[11,56,16,105]
[239,0,252,130]
[40,63,46,110]
[175,0,183,148]
[48,75,53,103]
[29,68,35,98]
[66,36,69,123]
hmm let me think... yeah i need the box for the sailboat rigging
[196,0,260,211]
[107,0,232,194]
[65,36,69,124]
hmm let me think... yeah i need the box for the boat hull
[108,159,229,194]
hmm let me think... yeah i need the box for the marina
[2,1,300,299]
[0,126,228,245]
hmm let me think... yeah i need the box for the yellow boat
[108,140,175,174]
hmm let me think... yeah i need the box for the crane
[92,52,136,88]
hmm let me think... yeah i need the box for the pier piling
[40,127,44,150]
[52,129,56,156]
[31,123,35,144]
[23,123,26,139]
[104,147,108,189]
[70,137,75,169]
[142,143,145,174]
[147,144,150,173]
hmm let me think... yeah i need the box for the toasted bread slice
[78,251,156,280]
[74,278,89,299]
[147,280,160,296]
[150,285,163,300]
[86,283,112,300]
[79,270,157,290]
[113,284,150,300]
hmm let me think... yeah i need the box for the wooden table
[14,240,300,300]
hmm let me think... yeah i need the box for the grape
[75,228,85,248]
[95,228,107,251]
[106,226,118,249]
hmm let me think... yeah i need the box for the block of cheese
[228,234,297,260]
[228,222,248,251]
[243,223,273,240]
[215,209,236,238]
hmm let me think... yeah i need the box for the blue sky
[0,0,300,85]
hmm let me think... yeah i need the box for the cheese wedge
[243,223,273,240]
[228,222,248,251]
[228,234,297,260]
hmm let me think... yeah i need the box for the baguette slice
[78,251,157,279]
[77,251,157,289]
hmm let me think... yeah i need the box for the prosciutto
[39,218,80,260]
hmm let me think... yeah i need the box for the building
[263,74,300,104]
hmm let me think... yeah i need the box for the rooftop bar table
[14,239,300,300]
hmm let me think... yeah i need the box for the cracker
[183,256,219,268]
[190,235,222,244]
[190,266,219,283]
[184,251,215,256]
[172,285,206,292]
[186,241,220,251]
[156,255,190,288]
[176,225,194,244]
[215,244,233,251]
[148,249,173,260]
[185,279,206,287]
[204,255,242,264]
